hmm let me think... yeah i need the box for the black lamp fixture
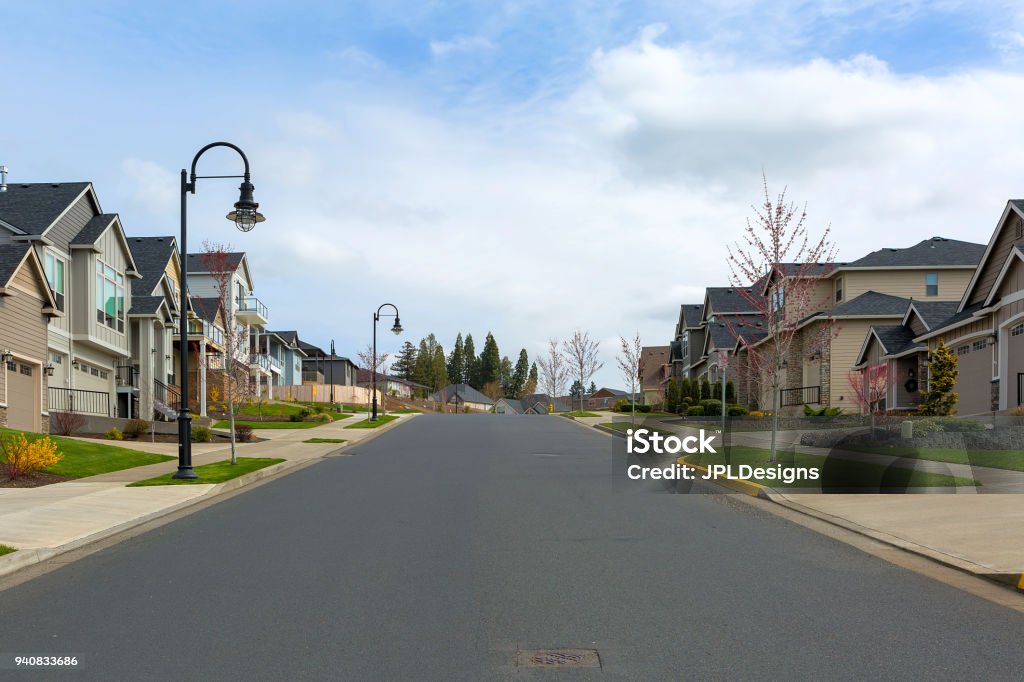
[371,303,403,421]
[45,364,55,377]
[174,141,263,480]
[1,349,12,364]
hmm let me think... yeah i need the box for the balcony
[49,387,110,416]
[235,296,269,326]
[780,385,822,407]
[114,363,138,390]
[188,318,225,349]
[249,352,271,373]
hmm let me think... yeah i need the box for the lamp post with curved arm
[371,303,403,421]
[173,142,265,479]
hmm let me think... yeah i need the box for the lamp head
[226,179,265,232]
[391,316,403,335]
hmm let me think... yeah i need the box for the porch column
[199,339,207,417]
[139,322,156,420]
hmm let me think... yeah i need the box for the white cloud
[119,159,177,218]
[429,35,496,58]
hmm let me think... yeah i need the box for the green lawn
[237,402,305,418]
[392,408,421,414]
[685,446,977,489]
[128,457,285,486]
[0,544,15,557]
[212,419,321,430]
[1,428,174,479]
[345,415,399,429]
[566,411,600,417]
[842,445,1024,472]
[297,401,368,413]
[303,438,346,444]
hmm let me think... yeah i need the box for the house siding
[828,320,880,413]
[0,261,50,427]
[842,269,973,301]
[969,210,1021,307]
[47,192,96,248]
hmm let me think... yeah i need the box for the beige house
[0,237,61,432]
[0,182,141,421]
[914,201,1024,414]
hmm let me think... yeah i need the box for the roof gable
[959,201,1024,312]
[0,182,94,235]
[844,236,985,269]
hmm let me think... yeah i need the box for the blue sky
[4,1,1024,389]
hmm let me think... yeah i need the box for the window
[95,260,125,332]
[956,345,969,356]
[772,286,785,313]
[49,352,62,364]
[926,273,939,297]
[19,364,32,376]
[1012,323,1024,337]
[973,340,988,351]
[166,274,177,299]
[44,253,66,311]
[834,277,843,303]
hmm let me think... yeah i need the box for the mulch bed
[70,432,264,444]
[0,472,73,488]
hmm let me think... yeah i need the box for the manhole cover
[515,649,600,668]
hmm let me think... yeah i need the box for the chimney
[0,166,7,192]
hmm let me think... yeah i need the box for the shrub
[823,407,842,417]
[288,413,304,422]
[699,399,722,415]
[612,399,630,412]
[749,411,770,417]
[681,396,694,407]
[307,413,333,423]
[235,424,254,442]
[0,432,62,479]
[1009,405,1024,417]
[191,426,213,442]
[727,404,749,416]
[687,405,705,416]
[50,410,86,436]
[311,404,326,414]
[299,408,313,419]
[915,416,985,433]
[123,418,150,438]
[620,403,651,413]
[105,427,123,440]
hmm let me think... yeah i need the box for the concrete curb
[0,416,419,581]
[763,493,1024,592]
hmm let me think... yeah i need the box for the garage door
[953,341,990,415]
[7,362,39,432]
[1008,323,1024,406]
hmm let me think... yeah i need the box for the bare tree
[618,333,642,426]
[536,338,568,403]
[726,175,836,462]
[563,330,604,414]
[198,241,254,465]
[849,362,888,435]
[357,343,390,414]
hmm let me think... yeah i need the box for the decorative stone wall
[991,379,1000,413]
[0,405,7,428]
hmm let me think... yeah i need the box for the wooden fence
[277,384,379,406]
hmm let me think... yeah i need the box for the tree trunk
[227,358,237,465]
[770,371,780,464]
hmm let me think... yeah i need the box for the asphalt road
[1,414,1023,680]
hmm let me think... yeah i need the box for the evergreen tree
[569,380,585,398]
[413,339,432,390]
[588,381,597,396]
[431,343,448,392]
[511,349,530,398]
[464,334,478,387]
[500,356,514,396]
[680,377,692,404]
[392,341,418,380]
[478,332,502,387]
[726,381,736,404]
[666,377,680,413]
[918,339,959,416]
[700,378,711,401]
[447,333,465,385]
[523,363,539,397]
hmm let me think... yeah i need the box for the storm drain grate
[515,649,600,668]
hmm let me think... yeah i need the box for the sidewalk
[0,413,414,576]
[587,414,1024,588]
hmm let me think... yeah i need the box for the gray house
[0,182,141,419]
[430,384,494,412]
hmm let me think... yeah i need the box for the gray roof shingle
[431,384,495,405]
[846,237,985,268]
[871,325,924,356]
[128,236,177,296]
[907,300,961,331]
[826,291,911,317]
[0,239,31,287]
[0,182,91,234]
[706,287,762,314]
[186,252,245,273]
[127,295,166,316]
[680,303,704,328]
[70,214,117,245]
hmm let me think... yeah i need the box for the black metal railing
[48,387,110,416]
[780,385,821,407]
[115,363,138,389]
[154,379,181,411]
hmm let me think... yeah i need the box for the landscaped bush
[749,411,771,417]
[104,427,123,440]
[123,418,150,438]
[311,404,325,414]
[681,396,694,407]
[288,413,304,422]
[612,399,630,412]
[191,426,213,442]
[1009,405,1024,417]
[619,404,651,413]
[699,399,722,415]
[914,416,986,433]
[687,405,705,416]
[234,424,254,442]
[307,413,333,423]
[50,410,86,436]
[0,432,62,479]
[727,404,749,416]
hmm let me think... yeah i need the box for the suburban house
[586,387,631,409]
[355,369,426,399]
[0,182,141,421]
[126,236,192,421]
[639,345,670,405]
[669,303,705,381]
[266,330,307,386]
[0,232,61,432]
[909,202,1024,415]
[299,345,357,387]
[430,383,494,412]
[494,393,570,414]
[185,251,271,399]
[690,286,764,384]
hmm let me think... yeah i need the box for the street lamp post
[329,340,335,407]
[371,303,403,421]
[173,142,265,480]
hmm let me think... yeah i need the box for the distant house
[494,393,569,414]
[299,342,357,386]
[639,346,671,406]
[355,369,428,399]
[430,384,494,412]
[586,387,631,409]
